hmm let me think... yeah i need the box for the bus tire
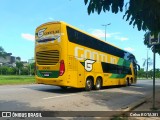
[126,78,131,86]
[95,77,102,90]
[85,77,93,91]
[131,77,133,83]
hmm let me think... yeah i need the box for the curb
[111,98,147,117]
[122,98,147,111]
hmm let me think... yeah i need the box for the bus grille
[36,50,59,65]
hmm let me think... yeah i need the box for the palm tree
[143,57,152,79]
[16,61,24,75]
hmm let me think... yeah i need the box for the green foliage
[7,67,16,75]
[137,68,160,79]
[0,66,8,75]
[0,66,17,75]
[0,64,35,75]
[16,61,23,69]
[84,0,160,36]
[0,47,35,75]
[16,61,24,75]
[85,0,124,15]
[137,68,146,78]
[85,0,160,55]
[21,67,29,75]
[0,46,7,58]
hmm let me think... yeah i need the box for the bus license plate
[44,73,49,77]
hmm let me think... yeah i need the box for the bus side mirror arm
[136,64,140,71]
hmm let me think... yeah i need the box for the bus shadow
[25,85,84,94]
[101,85,127,89]
[25,83,151,95]
[83,83,160,110]
[25,84,137,94]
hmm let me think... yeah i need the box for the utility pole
[146,49,148,79]
[102,23,111,41]
[152,45,156,109]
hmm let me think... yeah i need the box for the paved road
[0,80,160,112]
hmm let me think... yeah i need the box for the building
[0,53,22,67]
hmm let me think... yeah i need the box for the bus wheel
[126,79,131,86]
[95,77,102,90]
[85,78,93,91]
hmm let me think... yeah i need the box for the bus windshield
[36,34,60,43]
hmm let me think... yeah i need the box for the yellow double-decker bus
[35,21,140,91]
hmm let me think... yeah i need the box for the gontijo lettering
[74,46,116,64]
[44,30,60,35]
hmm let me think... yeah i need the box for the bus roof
[36,21,133,56]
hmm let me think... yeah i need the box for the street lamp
[102,23,111,41]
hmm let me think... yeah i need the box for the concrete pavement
[0,80,160,118]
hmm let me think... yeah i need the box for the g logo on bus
[85,59,96,72]
[37,28,46,38]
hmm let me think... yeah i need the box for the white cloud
[48,17,54,20]
[21,33,35,41]
[90,29,106,38]
[89,28,129,42]
[89,29,120,39]
[46,17,54,21]
[124,47,135,52]
[114,36,129,41]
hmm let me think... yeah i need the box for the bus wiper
[37,38,56,43]
[37,35,60,43]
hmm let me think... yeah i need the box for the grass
[138,78,160,80]
[0,76,159,85]
[0,75,35,85]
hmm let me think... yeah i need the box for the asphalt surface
[0,79,160,119]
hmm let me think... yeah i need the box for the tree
[137,68,145,78]
[16,61,24,75]
[6,67,16,75]
[26,62,35,75]
[1,66,8,75]
[0,46,7,75]
[155,69,160,78]
[0,46,7,58]
[30,62,35,75]
[84,0,160,53]
[21,67,29,75]
[84,0,160,34]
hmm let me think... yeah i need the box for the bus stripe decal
[101,60,132,78]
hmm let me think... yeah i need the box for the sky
[0,0,160,70]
